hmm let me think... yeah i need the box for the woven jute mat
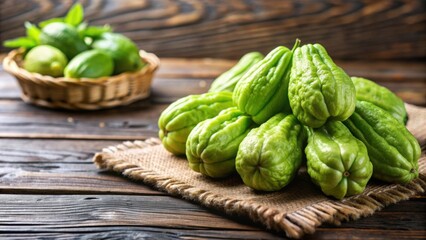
[93,104,426,239]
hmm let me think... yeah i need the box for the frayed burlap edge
[93,138,426,239]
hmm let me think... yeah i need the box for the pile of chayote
[158,40,421,200]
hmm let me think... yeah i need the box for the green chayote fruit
[158,92,234,155]
[305,121,373,200]
[236,113,306,191]
[352,76,407,124]
[209,52,264,93]
[186,107,254,178]
[289,43,356,128]
[233,40,300,124]
[343,101,420,183]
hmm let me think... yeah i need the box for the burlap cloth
[93,104,426,239]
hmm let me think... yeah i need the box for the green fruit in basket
[92,32,146,75]
[39,22,89,59]
[64,49,114,79]
[24,45,68,77]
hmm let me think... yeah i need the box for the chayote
[186,107,254,178]
[235,113,306,191]
[352,76,407,124]
[158,92,234,155]
[233,40,300,124]
[289,43,356,128]
[209,52,264,93]
[343,101,421,183]
[305,121,373,200]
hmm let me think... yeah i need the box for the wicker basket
[2,49,160,110]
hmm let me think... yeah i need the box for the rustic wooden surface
[0,55,425,239]
[1,0,425,60]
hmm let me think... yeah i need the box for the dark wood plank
[0,229,282,240]
[0,194,423,240]
[2,228,425,240]
[0,194,264,232]
[307,229,426,240]
[1,0,425,60]
[0,139,161,194]
[0,170,161,195]
[0,99,165,140]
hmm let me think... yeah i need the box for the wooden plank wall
[1,0,425,60]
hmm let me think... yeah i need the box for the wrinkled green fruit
[352,76,407,124]
[64,49,114,78]
[289,43,356,128]
[236,113,306,191]
[233,40,300,124]
[305,121,373,200]
[158,92,234,155]
[92,32,146,75]
[186,107,253,178]
[40,22,89,59]
[343,101,420,183]
[209,52,264,93]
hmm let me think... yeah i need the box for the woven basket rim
[2,48,160,110]
[2,48,160,86]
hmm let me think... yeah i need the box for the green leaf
[77,21,88,36]
[64,3,84,26]
[39,18,64,28]
[3,37,37,48]
[81,24,112,38]
[25,21,41,43]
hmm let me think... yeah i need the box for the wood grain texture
[0,194,260,231]
[0,139,162,194]
[0,194,423,239]
[1,0,425,60]
[0,99,164,140]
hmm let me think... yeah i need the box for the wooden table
[0,57,425,239]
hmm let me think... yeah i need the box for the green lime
[64,49,114,79]
[39,22,89,59]
[24,45,68,77]
[92,32,146,75]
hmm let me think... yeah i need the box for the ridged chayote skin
[343,101,420,184]
[233,40,300,125]
[305,121,373,200]
[209,52,264,93]
[158,92,234,155]
[289,43,356,128]
[235,113,306,191]
[351,76,407,124]
[186,107,254,178]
